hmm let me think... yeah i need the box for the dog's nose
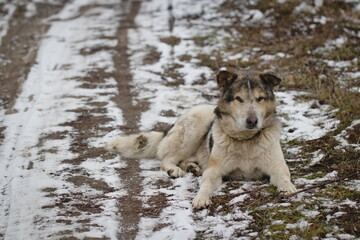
[246,116,258,129]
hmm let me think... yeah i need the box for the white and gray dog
[106,69,297,208]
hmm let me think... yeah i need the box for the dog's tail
[105,131,164,159]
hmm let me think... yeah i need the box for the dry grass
[183,0,360,238]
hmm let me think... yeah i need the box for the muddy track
[113,1,148,238]
[0,2,66,142]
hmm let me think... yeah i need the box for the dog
[106,68,297,208]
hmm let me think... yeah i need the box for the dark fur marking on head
[136,135,148,150]
[225,91,234,102]
[217,70,238,89]
[259,73,281,88]
[243,76,259,90]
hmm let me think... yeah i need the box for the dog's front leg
[261,144,297,195]
[192,158,223,208]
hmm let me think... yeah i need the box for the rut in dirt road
[0,0,142,239]
[113,1,148,239]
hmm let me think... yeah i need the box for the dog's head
[214,68,280,139]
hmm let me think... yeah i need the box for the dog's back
[105,105,214,166]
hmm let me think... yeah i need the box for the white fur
[192,118,296,208]
[157,105,215,177]
[106,104,296,208]
[105,131,164,159]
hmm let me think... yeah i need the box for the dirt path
[0,1,132,238]
[0,1,66,141]
[0,0,359,239]
[113,1,145,238]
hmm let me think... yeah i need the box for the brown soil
[0,1,170,238]
[112,1,145,239]
[0,2,66,145]
[0,2,66,111]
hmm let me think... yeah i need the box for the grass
[158,0,360,238]
[322,186,360,201]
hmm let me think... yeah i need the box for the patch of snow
[314,16,327,24]
[309,150,325,166]
[294,3,317,14]
[337,233,356,240]
[348,180,360,191]
[260,54,276,61]
[229,194,248,205]
[25,2,37,18]
[286,218,309,230]
[323,59,352,69]
[326,211,346,222]
[341,199,357,208]
[315,0,324,8]
[272,220,284,225]
[330,36,348,47]
[277,91,339,141]
[260,52,288,61]
[302,210,320,218]
[242,9,264,22]
[0,3,16,45]
[295,171,338,186]
[356,3,360,11]
[335,119,360,150]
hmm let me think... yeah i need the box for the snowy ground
[0,0,359,239]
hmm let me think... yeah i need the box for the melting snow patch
[295,171,338,186]
[286,218,309,230]
[277,91,339,141]
[302,210,320,218]
[335,119,360,150]
[228,194,248,205]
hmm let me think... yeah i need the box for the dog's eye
[256,97,265,102]
[235,96,243,103]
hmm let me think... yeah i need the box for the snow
[242,9,264,22]
[25,2,37,18]
[0,0,125,238]
[294,2,317,14]
[335,119,360,150]
[286,218,309,230]
[309,150,325,166]
[0,3,16,45]
[302,210,320,218]
[277,91,339,141]
[228,194,248,205]
[0,0,359,239]
[295,171,338,186]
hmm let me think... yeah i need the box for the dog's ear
[259,72,281,88]
[216,70,237,89]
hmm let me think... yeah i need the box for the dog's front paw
[192,193,212,209]
[186,163,201,176]
[277,182,297,196]
[167,167,185,178]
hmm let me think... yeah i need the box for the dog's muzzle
[246,116,258,129]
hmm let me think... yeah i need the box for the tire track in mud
[0,2,128,238]
[35,3,130,238]
[112,1,150,238]
[0,1,66,143]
